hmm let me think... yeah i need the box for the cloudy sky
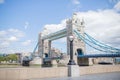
[0,0,120,54]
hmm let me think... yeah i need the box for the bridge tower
[38,35,51,58]
[66,13,85,55]
[66,13,92,65]
[38,29,53,66]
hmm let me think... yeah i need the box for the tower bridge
[30,13,120,66]
[2,13,120,80]
[37,13,87,65]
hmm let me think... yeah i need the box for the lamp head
[69,35,74,41]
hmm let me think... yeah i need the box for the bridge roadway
[78,53,120,58]
[43,53,120,60]
[31,72,120,80]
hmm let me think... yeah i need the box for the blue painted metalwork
[49,33,67,41]
[74,30,112,53]
[74,29,120,54]
[44,56,62,61]
[42,28,67,40]
[85,33,120,51]
[29,27,120,60]
[29,42,39,60]
[78,54,120,58]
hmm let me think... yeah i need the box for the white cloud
[42,19,66,36]
[0,30,7,36]
[72,0,80,5]
[24,22,29,29]
[9,36,18,42]
[22,40,32,46]
[0,0,4,4]
[0,28,24,53]
[42,2,120,49]
[76,9,120,48]
[8,28,24,37]
[109,0,120,3]
[0,42,9,48]
[71,0,81,12]
[114,1,120,11]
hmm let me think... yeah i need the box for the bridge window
[45,53,48,58]
[75,20,77,23]
[77,49,83,55]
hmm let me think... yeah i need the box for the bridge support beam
[32,33,44,65]
[48,40,51,57]
[38,33,44,58]
[43,40,49,55]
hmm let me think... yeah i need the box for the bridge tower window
[77,48,83,55]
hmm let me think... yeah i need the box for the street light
[68,35,76,65]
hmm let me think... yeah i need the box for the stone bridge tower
[66,13,85,56]
[66,13,91,65]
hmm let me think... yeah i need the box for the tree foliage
[0,54,18,63]
[0,56,4,63]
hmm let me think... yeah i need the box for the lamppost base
[68,60,76,65]
[68,65,80,77]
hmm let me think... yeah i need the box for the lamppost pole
[68,35,76,65]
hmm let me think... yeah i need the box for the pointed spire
[81,18,85,25]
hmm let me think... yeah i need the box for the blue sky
[0,0,120,54]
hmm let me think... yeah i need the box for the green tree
[0,56,4,63]
[4,56,10,63]
[8,54,18,63]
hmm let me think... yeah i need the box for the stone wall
[0,65,120,80]
[0,67,67,80]
[80,65,120,75]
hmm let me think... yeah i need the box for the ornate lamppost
[68,35,76,65]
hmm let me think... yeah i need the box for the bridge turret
[66,13,89,65]
[41,27,49,37]
[72,12,85,33]
[66,13,85,55]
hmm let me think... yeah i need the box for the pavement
[30,72,120,80]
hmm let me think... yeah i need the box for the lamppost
[68,35,76,65]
